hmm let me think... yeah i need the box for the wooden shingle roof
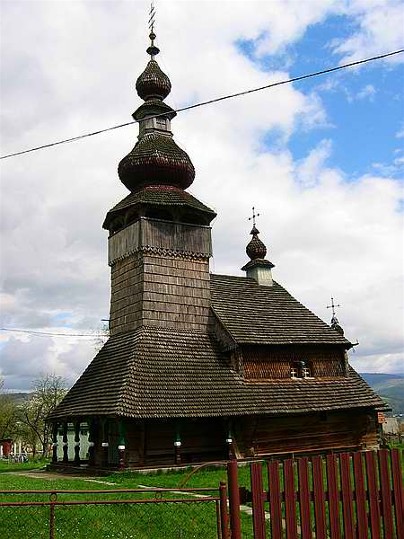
[103,186,216,229]
[210,274,351,346]
[50,325,385,421]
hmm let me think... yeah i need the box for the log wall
[120,419,228,466]
[94,411,378,467]
[235,410,378,457]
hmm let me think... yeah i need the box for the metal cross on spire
[248,206,260,228]
[327,297,341,319]
[149,1,156,33]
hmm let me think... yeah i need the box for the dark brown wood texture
[108,218,212,265]
[243,345,345,380]
[101,418,228,466]
[235,410,378,455]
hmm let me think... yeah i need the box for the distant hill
[360,373,404,415]
[8,392,30,404]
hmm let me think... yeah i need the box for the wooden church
[49,28,386,468]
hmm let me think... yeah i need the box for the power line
[0,327,105,338]
[1,49,402,161]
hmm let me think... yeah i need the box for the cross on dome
[248,206,260,229]
[327,297,344,335]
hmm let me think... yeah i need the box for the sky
[0,0,403,391]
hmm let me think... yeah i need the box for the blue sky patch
[237,15,404,181]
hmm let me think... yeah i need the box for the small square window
[155,118,166,129]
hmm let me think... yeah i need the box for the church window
[290,361,312,379]
[155,117,167,129]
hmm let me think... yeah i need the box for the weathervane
[146,1,160,59]
[149,1,156,33]
[248,206,261,228]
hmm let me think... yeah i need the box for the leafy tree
[18,374,67,456]
[93,320,109,352]
[0,378,19,440]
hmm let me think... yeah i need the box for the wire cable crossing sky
[1,49,402,161]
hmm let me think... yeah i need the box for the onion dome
[136,59,171,101]
[246,226,267,260]
[331,315,344,336]
[118,132,195,191]
[242,224,275,285]
[118,30,195,193]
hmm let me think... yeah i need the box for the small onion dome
[136,60,171,101]
[246,226,267,260]
[331,316,345,336]
[118,132,195,192]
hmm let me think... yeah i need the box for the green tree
[18,374,67,456]
[0,378,19,441]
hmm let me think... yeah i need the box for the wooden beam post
[118,419,126,469]
[87,418,95,466]
[101,418,109,467]
[62,422,68,464]
[73,421,81,466]
[51,423,58,463]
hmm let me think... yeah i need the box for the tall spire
[146,2,159,59]
[117,5,195,193]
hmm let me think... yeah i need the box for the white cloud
[356,84,376,101]
[396,125,404,138]
[331,0,404,64]
[295,139,333,187]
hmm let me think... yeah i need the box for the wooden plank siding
[234,410,378,456]
[243,345,346,380]
[101,418,229,466]
[108,217,212,335]
[108,217,212,265]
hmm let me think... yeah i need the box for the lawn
[0,458,49,473]
[0,463,255,538]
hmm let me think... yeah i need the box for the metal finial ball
[149,32,156,40]
[146,45,160,57]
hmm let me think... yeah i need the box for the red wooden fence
[227,448,403,538]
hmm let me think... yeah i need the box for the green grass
[0,466,254,538]
[0,458,49,473]
[386,440,404,451]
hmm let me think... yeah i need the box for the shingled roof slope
[103,186,216,228]
[210,274,351,346]
[50,326,384,421]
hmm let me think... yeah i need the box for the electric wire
[1,49,402,161]
[0,327,106,338]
